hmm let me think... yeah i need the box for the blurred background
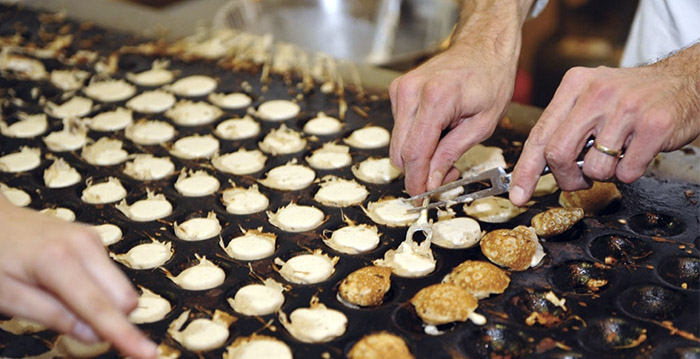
[11,0,640,107]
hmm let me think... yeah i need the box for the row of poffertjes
[1,45,625,359]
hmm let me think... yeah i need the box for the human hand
[0,196,158,359]
[509,43,700,206]
[389,0,534,196]
[389,42,519,196]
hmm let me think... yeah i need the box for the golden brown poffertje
[442,260,510,299]
[559,181,622,215]
[531,207,584,238]
[224,334,292,359]
[410,283,478,325]
[347,332,414,359]
[480,225,544,271]
[338,266,392,307]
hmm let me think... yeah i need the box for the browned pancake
[531,207,584,238]
[559,181,622,215]
[339,266,392,307]
[480,225,538,271]
[347,332,414,359]
[443,260,510,299]
[410,283,477,325]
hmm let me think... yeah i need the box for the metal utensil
[405,198,433,241]
[406,139,602,212]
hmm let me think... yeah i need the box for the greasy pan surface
[0,4,698,359]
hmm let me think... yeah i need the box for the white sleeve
[528,0,549,18]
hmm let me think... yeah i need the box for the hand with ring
[509,42,700,206]
[592,142,623,158]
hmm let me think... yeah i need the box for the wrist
[655,43,700,102]
[450,0,533,64]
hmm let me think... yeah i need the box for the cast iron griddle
[0,4,698,359]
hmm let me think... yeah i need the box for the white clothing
[621,0,700,67]
[529,0,549,19]
[529,0,700,67]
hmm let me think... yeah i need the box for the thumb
[427,117,495,190]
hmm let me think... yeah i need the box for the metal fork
[406,139,599,213]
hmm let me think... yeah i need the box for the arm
[389,0,537,196]
[509,42,700,205]
[0,195,157,358]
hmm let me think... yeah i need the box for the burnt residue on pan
[657,256,700,290]
[628,212,687,237]
[617,284,686,321]
[550,260,615,294]
[588,233,653,265]
[0,4,699,359]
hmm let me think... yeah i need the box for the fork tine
[406,199,449,213]
[406,140,594,212]
[405,198,433,241]
[405,178,471,202]
[405,167,501,202]
[407,167,510,212]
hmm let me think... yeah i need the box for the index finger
[75,229,138,314]
[32,245,157,359]
[510,83,580,205]
[401,101,444,195]
[389,76,420,170]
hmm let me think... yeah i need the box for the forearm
[451,0,537,59]
[657,42,700,94]
[653,42,700,144]
[389,0,538,195]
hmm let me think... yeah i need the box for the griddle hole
[116,53,153,73]
[551,260,614,294]
[597,199,622,216]
[391,303,457,335]
[665,346,700,359]
[463,323,533,359]
[538,352,585,359]
[541,220,586,242]
[0,335,52,358]
[618,285,685,321]
[628,212,686,237]
[589,233,652,265]
[658,256,700,290]
[578,317,647,353]
[508,289,568,328]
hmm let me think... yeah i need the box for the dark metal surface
[0,5,699,359]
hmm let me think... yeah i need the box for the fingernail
[73,321,99,343]
[510,185,526,205]
[428,171,444,189]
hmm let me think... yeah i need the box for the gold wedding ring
[593,142,622,158]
